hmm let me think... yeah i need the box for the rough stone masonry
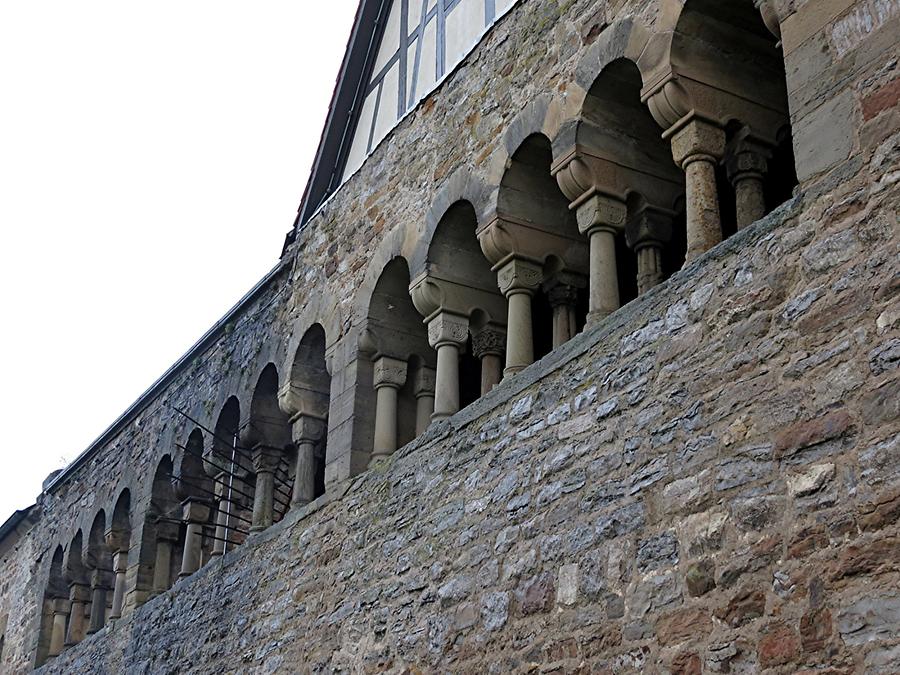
[0,0,898,672]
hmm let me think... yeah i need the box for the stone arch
[83,510,113,635]
[573,18,653,103]
[410,200,508,411]
[135,455,180,603]
[411,167,494,276]
[482,132,590,366]
[34,545,66,665]
[642,0,796,238]
[352,226,410,327]
[360,257,433,465]
[61,530,89,647]
[206,396,252,553]
[554,57,687,300]
[243,363,294,531]
[279,323,331,505]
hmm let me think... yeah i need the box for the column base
[503,366,525,377]
[249,525,267,534]
[586,309,613,326]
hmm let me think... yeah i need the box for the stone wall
[1,0,898,671]
[34,166,900,672]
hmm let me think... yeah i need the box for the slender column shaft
[109,552,127,619]
[415,393,435,435]
[636,245,664,295]
[588,228,619,321]
[432,343,460,421]
[481,353,503,395]
[64,584,89,646]
[48,603,69,657]
[179,523,204,577]
[684,156,722,260]
[734,174,766,229]
[547,283,579,348]
[505,291,533,375]
[88,583,107,634]
[292,440,317,506]
[211,477,229,557]
[212,504,228,556]
[251,471,274,532]
[670,120,726,264]
[372,385,399,458]
[151,539,173,594]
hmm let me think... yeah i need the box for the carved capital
[496,258,543,297]
[413,366,436,397]
[90,568,112,589]
[291,413,326,444]
[51,598,71,614]
[427,311,469,349]
[552,152,597,205]
[103,528,129,555]
[181,498,211,524]
[575,194,627,237]
[670,119,726,168]
[625,206,675,251]
[277,381,329,423]
[373,356,408,389]
[754,0,783,40]
[546,283,579,309]
[643,75,692,131]
[471,325,506,359]
[725,131,772,183]
[68,582,91,603]
[112,550,128,574]
[409,274,444,320]
[251,445,283,475]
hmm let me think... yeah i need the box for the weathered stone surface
[1,1,896,672]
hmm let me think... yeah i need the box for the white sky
[0,1,360,522]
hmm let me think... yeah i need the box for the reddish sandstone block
[757,620,801,668]
[774,410,853,458]
[716,589,767,628]
[656,607,712,646]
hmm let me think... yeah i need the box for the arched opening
[363,257,432,463]
[286,324,332,503]
[173,429,215,574]
[578,58,686,295]
[62,531,89,647]
[500,133,589,360]
[107,489,131,620]
[246,364,293,528]
[140,456,180,599]
[208,396,252,552]
[416,200,507,411]
[84,511,113,634]
[672,0,797,231]
[35,546,66,665]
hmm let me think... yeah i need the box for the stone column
[290,414,326,507]
[250,446,282,533]
[87,569,111,634]
[575,194,627,323]
[545,280,580,347]
[64,583,90,646]
[497,258,542,376]
[108,550,128,620]
[626,206,674,296]
[151,521,179,596]
[726,140,770,229]
[471,325,505,395]
[669,119,726,263]
[427,312,469,422]
[178,499,211,578]
[370,356,408,466]
[47,598,69,658]
[210,474,229,557]
[413,366,436,435]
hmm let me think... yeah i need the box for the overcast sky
[0,1,360,522]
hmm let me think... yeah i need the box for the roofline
[295,0,390,229]
[44,259,290,495]
[0,504,38,548]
